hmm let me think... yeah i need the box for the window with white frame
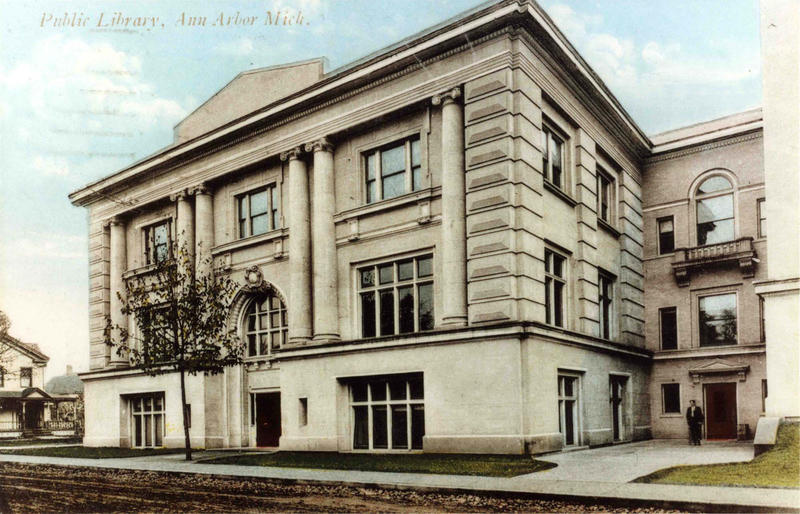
[143,220,171,265]
[557,374,580,446]
[598,271,614,340]
[350,375,424,451]
[757,198,766,238]
[130,393,165,448]
[364,136,421,204]
[358,255,433,338]
[696,176,734,245]
[596,168,614,224]
[661,383,680,414]
[237,185,279,239]
[699,293,737,347]
[542,125,565,189]
[244,292,287,357]
[545,249,567,328]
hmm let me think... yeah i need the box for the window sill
[334,187,438,223]
[543,180,578,207]
[597,218,621,238]
[660,413,684,418]
[211,228,286,256]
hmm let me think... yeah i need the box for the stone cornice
[88,50,512,221]
[647,130,763,164]
[70,1,651,210]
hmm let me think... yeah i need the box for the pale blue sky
[0,0,761,378]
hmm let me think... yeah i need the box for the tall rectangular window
[130,393,165,448]
[144,220,171,265]
[19,367,31,388]
[662,383,680,414]
[358,255,433,338]
[237,185,279,238]
[350,375,423,451]
[558,374,579,446]
[598,271,614,340]
[364,136,421,204]
[542,126,565,189]
[657,216,675,254]
[659,307,678,350]
[757,198,766,238]
[699,293,737,347]
[545,249,567,328]
[759,296,766,342]
[762,379,768,413]
[596,169,613,223]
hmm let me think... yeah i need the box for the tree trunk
[179,369,192,461]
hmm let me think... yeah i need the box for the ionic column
[108,217,128,366]
[172,190,195,274]
[193,184,214,277]
[433,87,467,327]
[281,147,312,344]
[306,137,340,341]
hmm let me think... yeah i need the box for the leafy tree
[105,240,243,460]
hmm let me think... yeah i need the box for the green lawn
[0,446,187,458]
[635,423,800,488]
[206,451,556,477]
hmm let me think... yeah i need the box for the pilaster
[281,147,313,344]
[433,87,468,327]
[574,128,600,337]
[171,189,195,274]
[306,137,340,341]
[108,216,128,367]
[192,183,214,277]
[463,67,545,324]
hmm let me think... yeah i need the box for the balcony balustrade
[672,237,757,286]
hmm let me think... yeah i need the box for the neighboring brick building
[643,109,767,440]
[68,0,792,452]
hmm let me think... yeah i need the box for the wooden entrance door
[255,393,281,447]
[705,382,737,439]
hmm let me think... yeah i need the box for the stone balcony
[672,237,757,286]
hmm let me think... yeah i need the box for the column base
[441,316,468,327]
[286,337,312,347]
[107,361,130,369]
[312,334,340,343]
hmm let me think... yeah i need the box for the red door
[705,383,737,439]
[255,393,281,447]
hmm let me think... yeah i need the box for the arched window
[243,292,287,357]
[696,175,734,245]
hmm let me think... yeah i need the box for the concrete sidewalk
[0,451,797,512]
[523,439,755,483]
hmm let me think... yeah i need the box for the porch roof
[0,387,54,400]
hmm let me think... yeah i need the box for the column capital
[105,216,125,229]
[169,189,191,202]
[432,87,462,106]
[280,146,305,162]
[190,183,212,196]
[304,137,334,154]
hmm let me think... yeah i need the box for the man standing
[686,400,704,445]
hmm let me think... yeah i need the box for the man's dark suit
[686,405,704,445]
